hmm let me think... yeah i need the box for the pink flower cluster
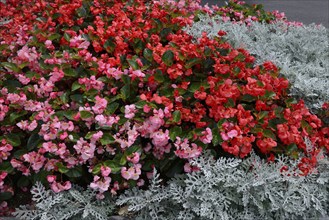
[174,137,202,159]
[69,35,90,49]
[78,75,104,91]
[121,164,142,180]
[0,140,13,163]
[47,175,71,193]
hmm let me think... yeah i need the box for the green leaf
[188,82,201,92]
[127,59,139,70]
[5,133,21,147]
[162,50,174,66]
[63,33,71,42]
[169,126,182,141]
[105,102,119,115]
[263,91,276,100]
[241,94,256,102]
[258,111,269,120]
[100,133,115,145]
[103,160,121,174]
[262,129,276,140]
[56,162,69,174]
[120,84,130,100]
[63,110,76,120]
[212,127,221,146]
[65,166,83,178]
[27,134,42,151]
[184,57,202,69]
[64,68,78,77]
[76,6,87,17]
[154,70,165,82]
[143,48,153,61]
[70,94,83,103]
[1,62,20,72]
[10,110,27,122]
[172,110,181,123]
[0,161,14,173]
[80,110,93,119]
[121,74,131,84]
[92,163,102,175]
[104,38,116,53]
[125,145,142,155]
[0,192,12,201]
[48,33,61,41]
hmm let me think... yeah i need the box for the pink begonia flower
[78,75,104,91]
[45,40,52,47]
[49,67,64,83]
[152,143,171,160]
[69,35,90,49]
[16,120,29,130]
[0,140,13,162]
[17,45,39,62]
[90,176,111,193]
[183,163,200,173]
[137,179,145,187]
[92,96,107,114]
[227,129,238,138]
[143,105,151,113]
[42,142,58,153]
[124,104,137,119]
[130,69,145,78]
[22,152,46,172]
[73,138,96,161]
[50,181,71,193]
[28,120,38,131]
[100,166,111,177]
[78,40,90,49]
[7,93,26,105]
[44,159,59,171]
[127,152,140,164]
[17,74,31,85]
[221,129,239,141]
[60,121,74,131]
[174,137,202,159]
[91,131,103,143]
[200,127,213,144]
[121,164,141,180]
[47,175,56,183]
[151,129,170,147]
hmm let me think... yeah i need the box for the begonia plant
[0,0,328,215]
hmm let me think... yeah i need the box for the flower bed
[0,0,328,218]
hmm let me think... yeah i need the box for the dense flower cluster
[0,0,328,215]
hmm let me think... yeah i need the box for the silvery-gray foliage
[117,150,329,220]
[183,15,329,114]
[13,182,115,220]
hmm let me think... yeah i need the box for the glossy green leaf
[5,133,21,147]
[172,110,181,123]
[10,110,27,122]
[64,68,78,77]
[169,126,182,141]
[162,50,174,66]
[27,134,43,151]
[100,133,115,145]
[184,57,202,69]
[56,162,69,174]
[143,48,153,61]
[1,62,20,72]
[103,160,121,174]
[80,110,93,119]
